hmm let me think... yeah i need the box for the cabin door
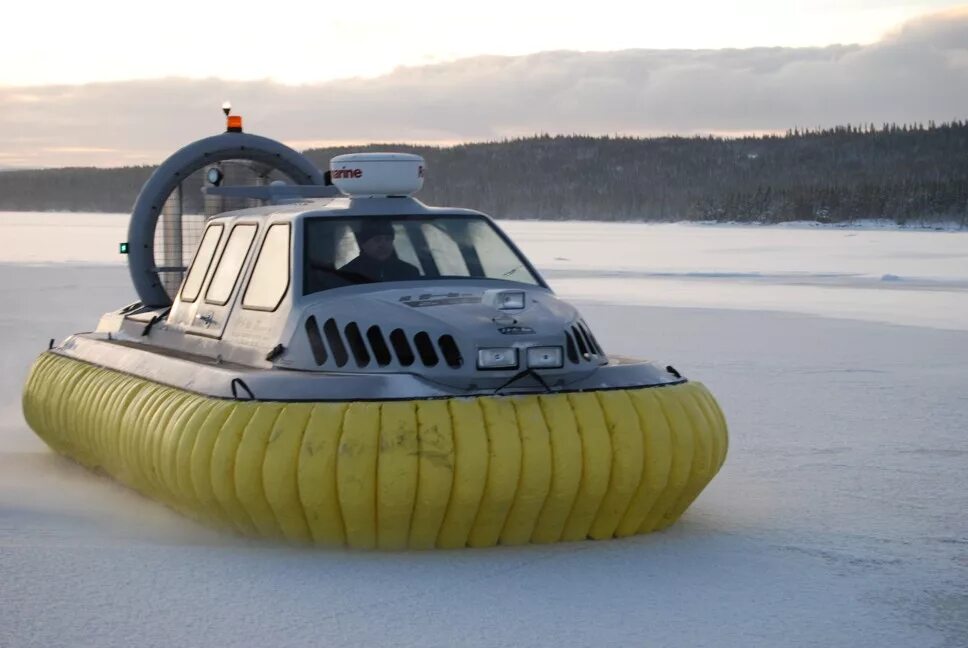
[188,222,259,339]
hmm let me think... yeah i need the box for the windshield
[303,215,541,294]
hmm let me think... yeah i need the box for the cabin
[99,189,607,392]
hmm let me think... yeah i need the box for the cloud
[1,8,966,167]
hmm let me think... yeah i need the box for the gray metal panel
[55,334,684,401]
[128,132,332,308]
[276,281,603,389]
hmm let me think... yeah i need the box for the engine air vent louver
[564,331,579,364]
[438,334,463,368]
[575,321,599,356]
[571,325,589,358]
[305,315,328,366]
[344,322,370,367]
[367,325,392,367]
[413,331,439,367]
[323,317,349,368]
[389,328,416,366]
[579,320,605,356]
[306,318,466,371]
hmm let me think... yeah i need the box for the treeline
[2,121,967,225]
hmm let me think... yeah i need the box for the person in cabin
[339,219,421,282]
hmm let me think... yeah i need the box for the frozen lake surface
[1,213,966,647]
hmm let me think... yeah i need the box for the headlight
[497,290,525,310]
[477,347,518,370]
[206,167,224,186]
[526,346,563,369]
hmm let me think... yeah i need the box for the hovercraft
[22,112,727,549]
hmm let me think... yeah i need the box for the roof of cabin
[208,196,488,223]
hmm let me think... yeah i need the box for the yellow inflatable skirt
[23,352,727,550]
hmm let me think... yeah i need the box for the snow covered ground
[1,214,966,647]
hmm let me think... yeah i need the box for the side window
[205,224,257,305]
[180,224,223,303]
[242,223,290,311]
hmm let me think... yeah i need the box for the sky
[1,1,966,167]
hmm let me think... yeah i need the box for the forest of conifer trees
[1,121,966,226]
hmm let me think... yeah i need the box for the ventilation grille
[565,320,605,364]
[305,318,463,369]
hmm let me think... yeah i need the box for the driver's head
[356,220,395,261]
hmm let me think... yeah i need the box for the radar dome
[330,152,425,196]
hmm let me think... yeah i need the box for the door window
[205,224,257,305]
[242,223,291,311]
[180,224,223,303]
